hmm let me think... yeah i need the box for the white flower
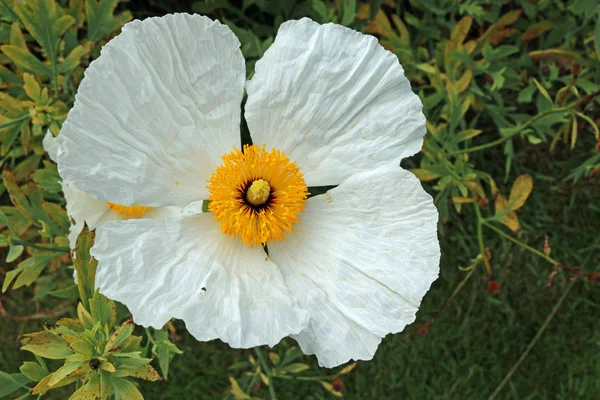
[43,133,196,248]
[56,14,440,368]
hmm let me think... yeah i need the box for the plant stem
[11,238,70,253]
[489,279,577,400]
[481,221,558,265]
[474,206,492,276]
[254,347,277,400]
[451,106,571,155]
[425,262,479,328]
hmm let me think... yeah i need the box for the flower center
[208,144,308,247]
[246,179,271,206]
[106,203,152,219]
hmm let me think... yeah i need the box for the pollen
[208,145,309,247]
[106,203,152,219]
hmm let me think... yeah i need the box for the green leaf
[517,84,537,104]
[86,0,132,43]
[74,226,98,309]
[0,45,50,75]
[89,291,117,328]
[105,319,134,352]
[48,361,84,387]
[282,363,311,373]
[58,43,92,74]
[48,284,80,299]
[12,252,61,290]
[21,331,72,359]
[112,377,144,400]
[114,364,161,381]
[0,371,30,397]
[6,243,24,262]
[340,0,356,26]
[70,374,101,400]
[508,174,533,211]
[532,78,553,104]
[20,361,48,382]
[14,0,75,89]
[33,161,62,194]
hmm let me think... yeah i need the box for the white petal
[246,18,425,186]
[269,167,440,367]
[42,131,60,162]
[91,214,309,348]
[63,185,184,248]
[58,14,245,206]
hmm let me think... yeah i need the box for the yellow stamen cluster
[107,203,152,219]
[208,145,308,247]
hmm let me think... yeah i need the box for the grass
[1,0,599,399]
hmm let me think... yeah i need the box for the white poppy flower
[43,133,195,248]
[56,14,440,368]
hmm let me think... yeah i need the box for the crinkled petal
[91,214,310,348]
[269,167,440,367]
[42,131,60,162]
[58,13,245,206]
[246,18,425,186]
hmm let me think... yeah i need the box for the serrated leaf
[86,0,132,43]
[14,0,75,88]
[508,174,533,211]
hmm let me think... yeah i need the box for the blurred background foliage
[0,0,599,399]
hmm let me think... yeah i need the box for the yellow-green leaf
[531,78,553,104]
[229,376,251,400]
[339,362,357,374]
[451,16,472,45]
[508,174,533,211]
[411,168,442,182]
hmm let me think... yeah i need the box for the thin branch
[489,279,577,400]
